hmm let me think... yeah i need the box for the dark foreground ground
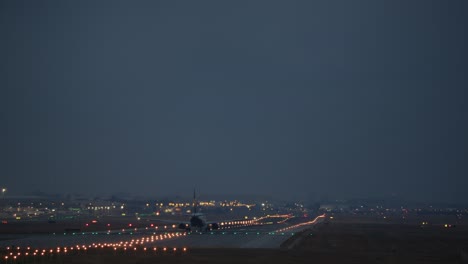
[3,214,468,263]
[7,249,323,264]
[292,217,468,263]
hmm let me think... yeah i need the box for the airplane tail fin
[193,189,197,214]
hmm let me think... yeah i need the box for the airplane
[178,189,219,232]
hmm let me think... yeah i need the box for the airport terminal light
[1,188,5,198]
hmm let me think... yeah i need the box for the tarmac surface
[0,216,320,249]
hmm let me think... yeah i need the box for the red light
[128,224,132,227]
[92,220,97,223]
[107,224,111,227]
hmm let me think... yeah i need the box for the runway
[0,215,325,249]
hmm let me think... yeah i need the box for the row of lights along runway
[217,214,294,230]
[274,214,327,233]
[1,232,187,263]
[56,224,183,237]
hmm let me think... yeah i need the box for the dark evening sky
[1,1,467,202]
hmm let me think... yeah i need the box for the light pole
[1,188,5,209]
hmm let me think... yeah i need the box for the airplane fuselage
[189,213,207,231]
